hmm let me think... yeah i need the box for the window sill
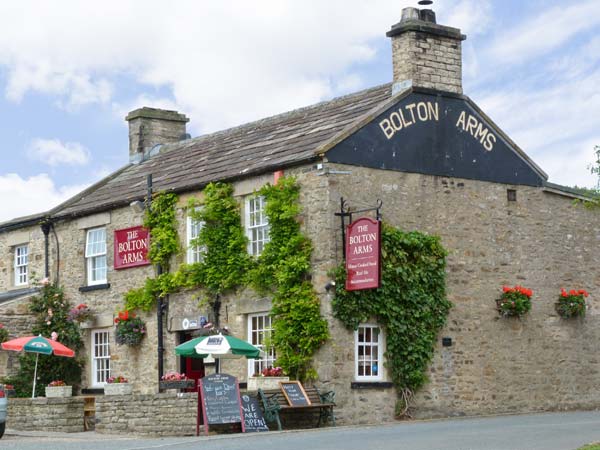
[350,382,394,390]
[79,283,110,293]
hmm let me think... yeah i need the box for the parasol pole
[32,353,39,399]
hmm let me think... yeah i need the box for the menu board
[280,381,311,406]
[199,373,245,434]
[240,394,269,432]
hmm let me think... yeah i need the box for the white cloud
[28,138,90,166]
[487,0,600,65]
[0,173,88,223]
[0,0,409,129]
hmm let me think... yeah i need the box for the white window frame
[186,209,204,264]
[247,312,276,378]
[91,330,110,387]
[14,244,29,286]
[354,323,384,381]
[245,195,269,256]
[85,227,107,285]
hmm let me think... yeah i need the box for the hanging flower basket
[555,288,589,319]
[114,311,146,346]
[496,285,533,318]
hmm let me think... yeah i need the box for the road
[2,410,600,450]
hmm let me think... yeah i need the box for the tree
[2,281,84,397]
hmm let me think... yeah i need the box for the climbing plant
[332,226,450,416]
[144,191,180,270]
[124,182,251,311]
[2,280,84,397]
[248,177,329,381]
[122,177,328,381]
[188,182,251,297]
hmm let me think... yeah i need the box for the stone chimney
[386,6,466,94]
[125,107,189,163]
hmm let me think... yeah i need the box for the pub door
[179,331,205,391]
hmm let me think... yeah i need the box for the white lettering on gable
[455,111,497,151]
[379,101,439,140]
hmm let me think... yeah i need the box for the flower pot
[247,376,289,391]
[159,380,196,390]
[45,385,72,397]
[104,383,133,395]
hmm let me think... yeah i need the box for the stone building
[1,5,599,426]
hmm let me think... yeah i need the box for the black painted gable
[326,88,546,187]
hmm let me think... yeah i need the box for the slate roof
[51,83,393,220]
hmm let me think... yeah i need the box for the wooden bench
[257,387,335,431]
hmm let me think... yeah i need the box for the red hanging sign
[345,217,381,291]
[114,226,151,270]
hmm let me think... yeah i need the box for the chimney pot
[401,7,420,22]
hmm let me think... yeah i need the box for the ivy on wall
[122,178,328,382]
[249,177,329,381]
[187,182,251,297]
[144,192,180,270]
[332,226,450,416]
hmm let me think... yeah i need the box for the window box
[104,383,133,395]
[45,385,72,398]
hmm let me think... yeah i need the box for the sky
[0,0,599,223]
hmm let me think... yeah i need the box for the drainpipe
[146,174,165,389]
[40,219,52,279]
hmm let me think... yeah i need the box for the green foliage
[555,288,589,319]
[496,285,533,317]
[248,177,329,381]
[3,282,84,397]
[115,313,147,346]
[0,324,8,343]
[144,191,180,270]
[189,182,251,296]
[332,226,450,397]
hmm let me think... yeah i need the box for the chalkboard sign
[199,373,245,434]
[280,381,311,406]
[241,394,269,432]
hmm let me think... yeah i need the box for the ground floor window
[91,330,110,386]
[355,324,384,381]
[247,312,276,378]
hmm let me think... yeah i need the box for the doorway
[178,331,205,391]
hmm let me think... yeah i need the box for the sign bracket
[334,198,383,259]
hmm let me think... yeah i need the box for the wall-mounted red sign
[345,217,381,291]
[114,226,150,270]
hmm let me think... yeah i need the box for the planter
[247,376,289,391]
[104,383,133,395]
[159,379,196,390]
[45,385,73,397]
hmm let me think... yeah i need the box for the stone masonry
[387,7,464,94]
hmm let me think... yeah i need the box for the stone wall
[95,393,197,435]
[8,397,85,433]
[2,160,599,427]
[322,163,600,421]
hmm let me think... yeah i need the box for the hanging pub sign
[345,217,381,291]
[114,226,151,270]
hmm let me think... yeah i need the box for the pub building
[1,3,599,433]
